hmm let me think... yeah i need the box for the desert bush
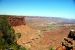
[49,46,56,50]
[15,33,21,40]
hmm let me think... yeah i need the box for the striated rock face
[8,16,26,26]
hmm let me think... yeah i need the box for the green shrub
[49,47,55,50]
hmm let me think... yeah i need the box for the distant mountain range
[0,15,75,24]
[26,16,75,24]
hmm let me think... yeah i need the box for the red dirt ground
[13,25,75,50]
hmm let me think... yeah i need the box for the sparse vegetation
[49,47,55,50]
[0,16,26,50]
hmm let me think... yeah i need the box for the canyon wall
[8,16,26,26]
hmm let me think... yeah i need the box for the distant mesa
[0,15,26,26]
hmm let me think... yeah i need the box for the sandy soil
[13,25,75,50]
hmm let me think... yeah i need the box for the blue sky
[0,0,75,19]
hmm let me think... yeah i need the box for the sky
[0,0,75,19]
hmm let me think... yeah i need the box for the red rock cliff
[8,16,26,26]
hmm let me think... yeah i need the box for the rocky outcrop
[8,16,26,26]
[61,30,75,50]
[0,15,26,26]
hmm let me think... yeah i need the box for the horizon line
[0,14,75,19]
